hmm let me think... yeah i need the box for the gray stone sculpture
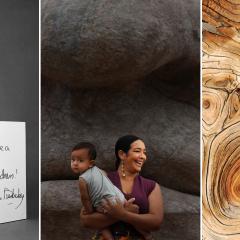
[41,0,200,239]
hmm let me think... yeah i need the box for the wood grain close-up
[202,0,240,239]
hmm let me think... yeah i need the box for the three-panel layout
[0,1,239,240]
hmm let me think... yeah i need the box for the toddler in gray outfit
[71,142,124,240]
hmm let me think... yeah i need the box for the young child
[70,142,152,240]
[71,142,124,240]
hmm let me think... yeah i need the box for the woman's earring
[121,161,126,177]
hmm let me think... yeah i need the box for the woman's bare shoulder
[138,175,157,196]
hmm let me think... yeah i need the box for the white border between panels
[200,0,203,239]
[39,0,41,239]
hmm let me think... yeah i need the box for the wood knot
[203,99,210,109]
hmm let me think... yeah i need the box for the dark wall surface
[0,0,39,220]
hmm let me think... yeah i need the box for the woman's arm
[122,183,164,231]
[102,183,164,232]
[80,209,117,229]
[80,198,139,229]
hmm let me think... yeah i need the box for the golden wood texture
[202,0,240,239]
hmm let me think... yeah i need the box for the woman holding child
[80,135,164,240]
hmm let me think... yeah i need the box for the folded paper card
[0,122,26,223]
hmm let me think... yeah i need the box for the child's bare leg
[100,228,114,240]
[95,206,114,240]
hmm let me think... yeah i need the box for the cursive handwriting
[0,169,16,180]
[2,188,24,209]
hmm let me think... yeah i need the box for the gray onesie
[79,166,125,209]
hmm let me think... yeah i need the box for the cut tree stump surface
[202,0,240,239]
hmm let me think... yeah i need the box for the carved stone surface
[42,80,200,194]
[41,0,200,239]
[41,180,200,240]
[42,0,199,88]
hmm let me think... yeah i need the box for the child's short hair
[72,142,97,160]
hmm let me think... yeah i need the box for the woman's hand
[101,198,128,220]
[101,198,139,217]
[124,198,139,214]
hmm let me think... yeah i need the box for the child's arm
[79,177,93,214]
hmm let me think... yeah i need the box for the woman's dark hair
[115,135,142,169]
[72,142,97,160]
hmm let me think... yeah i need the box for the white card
[0,122,26,223]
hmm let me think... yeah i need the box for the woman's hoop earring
[121,161,126,177]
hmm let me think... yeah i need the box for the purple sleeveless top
[107,171,156,214]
